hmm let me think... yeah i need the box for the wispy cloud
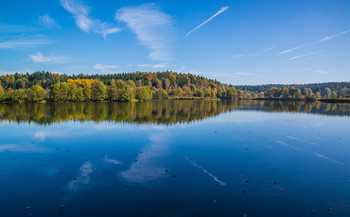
[60,0,121,38]
[319,29,350,42]
[0,24,40,33]
[279,29,350,55]
[264,45,276,51]
[116,4,175,61]
[137,63,171,69]
[288,51,321,61]
[29,52,70,63]
[279,45,306,55]
[232,72,256,76]
[38,14,58,28]
[0,39,52,49]
[313,69,328,74]
[232,53,246,60]
[93,64,119,70]
[184,6,229,38]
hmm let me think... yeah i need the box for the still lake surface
[1,100,350,217]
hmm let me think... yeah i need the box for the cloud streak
[0,39,52,49]
[29,52,70,63]
[116,4,175,61]
[288,51,320,61]
[279,29,350,55]
[185,6,229,38]
[60,0,121,38]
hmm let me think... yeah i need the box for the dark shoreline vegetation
[0,71,350,103]
[1,100,349,125]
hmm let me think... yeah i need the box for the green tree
[10,89,26,102]
[115,80,132,101]
[76,87,85,101]
[281,87,289,98]
[83,84,92,101]
[68,84,79,101]
[154,88,169,99]
[51,84,61,101]
[331,91,337,99]
[29,84,46,102]
[325,88,331,98]
[108,79,118,101]
[0,84,5,101]
[91,80,107,101]
[135,86,152,101]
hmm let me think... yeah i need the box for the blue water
[0,101,350,216]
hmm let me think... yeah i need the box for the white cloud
[232,72,255,76]
[60,0,121,38]
[279,29,350,55]
[184,6,229,38]
[313,69,328,74]
[264,45,276,51]
[279,44,306,55]
[29,52,70,63]
[93,64,119,70]
[0,144,46,153]
[38,14,58,28]
[319,29,350,42]
[0,39,51,49]
[33,130,69,140]
[116,4,175,61]
[137,63,172,69]
[288,51,321,61]
[175,65,186,72]
[232,53,245,60]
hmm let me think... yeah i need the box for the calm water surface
[1,100,350,217]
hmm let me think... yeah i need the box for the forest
[0,71,349,102]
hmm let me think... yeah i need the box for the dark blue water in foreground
[1,100,350,217]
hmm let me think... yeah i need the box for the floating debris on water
[59,205,64,211]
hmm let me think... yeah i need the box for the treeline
[236,82,350,95]
[0,71,245,102]
[260,86,350,101]
[0,71,349,102]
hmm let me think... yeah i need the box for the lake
[0,100,350,217]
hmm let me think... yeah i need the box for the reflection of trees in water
[0,100,349,125]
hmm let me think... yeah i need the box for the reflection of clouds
[312,153,344,165]
[94,122,168,131]
[276,140,344,165]
[95,123,121,130]
[66,161,94,192]
[185,156,226,186]
[120,133,171,184]
[312,122,325,127]
[33,131,68,141]
[0,144,46,152]
[104,155,122,165]
[276,140,302,151]
[286,135,316,145]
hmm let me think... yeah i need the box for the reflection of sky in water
[0,109,350,217]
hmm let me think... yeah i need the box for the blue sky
[0,0,349,85]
